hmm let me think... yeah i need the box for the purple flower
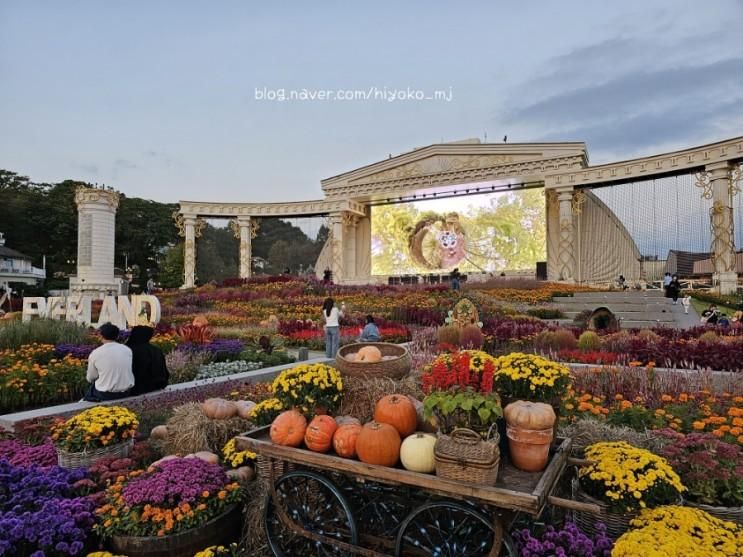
[512,522,613,557]
[122,458,229,506]
[54,344,97,360]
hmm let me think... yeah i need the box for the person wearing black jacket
[126,325,169,395]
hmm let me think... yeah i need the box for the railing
[0,267,46,278]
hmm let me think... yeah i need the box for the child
[681,295,691,314]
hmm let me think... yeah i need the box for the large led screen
[370,189,545,275]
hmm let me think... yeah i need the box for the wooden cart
[236,427,596,557]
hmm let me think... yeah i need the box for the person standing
[322,297,345,358]
[662,272,672,297]
[450,268,462,291]
[126,325,169,395]
[667,275,681,304]
[84,323,134,401]
[681,295,691,314]
[358,315,381,342]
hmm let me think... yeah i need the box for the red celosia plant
[421,351,496,394]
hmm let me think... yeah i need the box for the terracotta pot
[506,424,553,472]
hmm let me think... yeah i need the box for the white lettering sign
[22,295,161,328]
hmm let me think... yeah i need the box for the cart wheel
[264,470,358,556]
[395,501,504,557]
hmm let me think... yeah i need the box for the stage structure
[175,137,743,293]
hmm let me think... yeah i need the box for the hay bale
[558,419,666,456]
[239,480,271,556]
[164,402,254,455]
[339,372,424,423]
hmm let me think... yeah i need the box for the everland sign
[22,295,161,329]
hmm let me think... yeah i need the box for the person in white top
[83,322,135,401]
[322,297,345,358]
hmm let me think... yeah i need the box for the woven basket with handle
[434,427,500,486]
[684,499,743,525]
[57,437,134,469]
[335,342,412,379]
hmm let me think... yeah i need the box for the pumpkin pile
[268,394,437,474]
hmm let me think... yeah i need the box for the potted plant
[96,457,243,557]
[270,363,343,416]
[574,441,685,539]
[492,352,572,404]
[612,506,741,556]
[52,405,139,469]
[660,431,743,523]
[423,389,502,437]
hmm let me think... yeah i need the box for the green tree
[159,243,184,288]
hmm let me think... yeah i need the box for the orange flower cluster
[563,390,743,446]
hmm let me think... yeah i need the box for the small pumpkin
[374,394,417,437]
[357,345,382,363]
[235,400,257,420]
[400,433,437,474]
[201,398,238,420]
[190,451,219,464]
[504,401,555,430]
[227,466,255,483]
[334,415,361,427]
[270,410,307,447]
[149,425,168,440]
[333,423,362,458]
[192,315,209,327]
[304,415,338,453]
[148,454,179,471]
[356,421,401,467]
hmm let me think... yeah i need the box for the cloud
[499,55,743,159]
[75,163,99,175]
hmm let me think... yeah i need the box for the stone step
[560,311,677,322]
[558,291,667,300]
[554,302,676,312]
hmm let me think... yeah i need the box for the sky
[1,0,743,204]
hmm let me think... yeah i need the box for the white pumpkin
[400,432,437,474]
[235,400,257,420]
[149,425,168,440]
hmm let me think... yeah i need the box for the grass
[0,319,93,350]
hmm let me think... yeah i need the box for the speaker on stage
[536,261,547,280]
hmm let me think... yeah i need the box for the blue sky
[1,0,742,203]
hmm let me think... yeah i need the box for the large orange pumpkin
[304,415,338,453]
[356,421,401,467]
[270,410,307,447]
[332,423,362,458]
[374,394,417,437]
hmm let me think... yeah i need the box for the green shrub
[636,329,661,343]
[698,331,718,343]
[577,331,601,351]
[437,325,461,347]
[527,307,565,319]
[0,319,92,349]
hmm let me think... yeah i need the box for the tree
[159,243,184,288]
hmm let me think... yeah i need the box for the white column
[183,216,196,289]
[343,213,358,281]
[556,188,576,282]
[70,186,121,295]
[238,216,252,279]
[707,162,737,294]
[329,212,344,283]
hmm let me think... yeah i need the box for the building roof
[0,245,32,260]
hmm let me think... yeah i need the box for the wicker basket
[684,499,743,524]
[57,438,134,469]
[335,342,412,379]
[256,454,294,484]
[571,478,638,539]
[434,428,500,486]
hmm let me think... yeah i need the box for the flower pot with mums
[612,505,742,557]
[659,431,743,524]
[270,363,343,417]
[52,405,139,469]
[95,457,243,557]
[574,441,686,538]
